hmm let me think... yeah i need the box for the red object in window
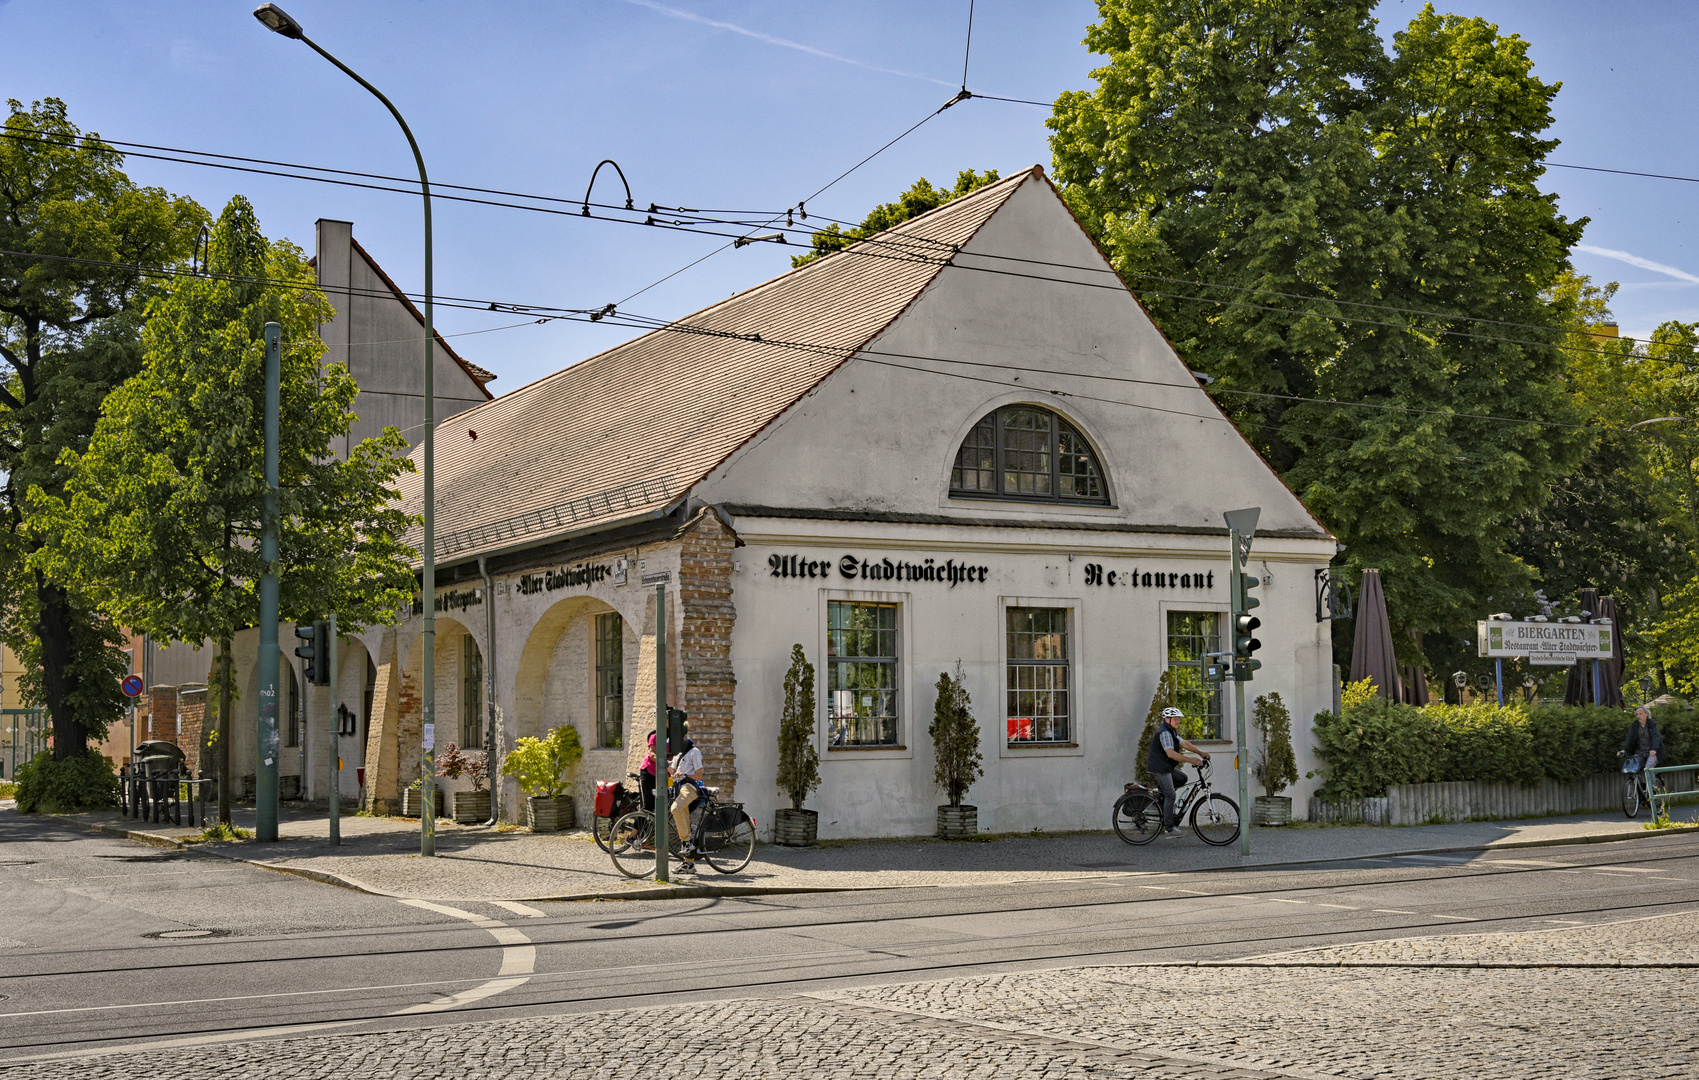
[1007,716,1034,741]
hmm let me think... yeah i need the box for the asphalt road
[4,810,1698,1069]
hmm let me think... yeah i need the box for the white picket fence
[1308,769,1698,826]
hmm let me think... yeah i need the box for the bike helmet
[1161,707,1184,720]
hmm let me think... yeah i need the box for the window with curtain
[950,406,1108,504]
[1166,611,1223,740]
[595,612,624,749]
[1006,607,1070,743]
[827,601,899,746]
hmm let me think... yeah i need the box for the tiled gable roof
[399,168,1033,563]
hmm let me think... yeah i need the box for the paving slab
[42,799,1699,902]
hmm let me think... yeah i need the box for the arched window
[949,406,1109,504]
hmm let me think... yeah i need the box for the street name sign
[1477,620,1609,665]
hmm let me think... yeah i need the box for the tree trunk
[35,577,87,762]
[217,637,233,825]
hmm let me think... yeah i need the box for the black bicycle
[1111,757,1240,846]
[592,772,650,853]
[608,785,756,877]
[1620,752,1665,819]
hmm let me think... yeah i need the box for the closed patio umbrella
[1350,569,1402,702]
[1598,595,1624,707]
[1565,588,1600,706]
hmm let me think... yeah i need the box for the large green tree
[1049,2,1588,670]
[0,97,205,759]
[28,196,417,821]
[792,169,1001,267]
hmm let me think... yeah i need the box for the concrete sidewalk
[37,798,1699,902]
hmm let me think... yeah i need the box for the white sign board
[1477,621,1610,665]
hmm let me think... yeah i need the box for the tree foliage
[1050,2,1588,666]
[502,725,583,799]
[0,97,206,759]
[1135,669,1179,784]
[775,643,820,810]
[792,169,1001,267]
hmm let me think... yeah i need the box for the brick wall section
[145,686,178,743]
[679,507,739,796]
[178,689,207,774]
[362,649,406,816]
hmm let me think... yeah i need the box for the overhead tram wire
[0,242,1669,442]
[0,126,1663,358]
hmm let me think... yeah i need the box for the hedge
[14,750,121,814]
[1310,695,1697,802]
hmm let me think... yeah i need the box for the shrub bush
[15,750,120,814]
[1311,696,1699,801]
[501,725,583,799]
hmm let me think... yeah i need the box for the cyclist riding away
[1619,705,1663,774]
[1147,706,1207,839]
[668,732,706,873]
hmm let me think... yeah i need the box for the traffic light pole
[653,582,669,884]
[256,323,281,843]
[1230,526,1250,858]
[328,614,340,846]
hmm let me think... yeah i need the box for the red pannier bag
[594,780,620,818]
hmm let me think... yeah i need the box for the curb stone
[44,812,1699,902]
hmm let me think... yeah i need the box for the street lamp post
[255,4,439,855]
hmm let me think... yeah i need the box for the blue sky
[4,1,1697,394]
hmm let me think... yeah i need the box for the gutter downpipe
[479,555,500,825]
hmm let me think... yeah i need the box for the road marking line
[1545,920,1587,925]
[393,899,535,1015]
[1269,898,1309,905]
[1428,914,1477,921]
[1480,858,1574,868]
[1313,903,1359,910]
[490,900,549,917]
[1590,866,1661,873]
[1373,909,1417,914]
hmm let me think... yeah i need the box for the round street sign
[121,674,144,697]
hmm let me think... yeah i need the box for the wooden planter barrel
[1253,795,1292,827]
[936,804,978,840]
[401,787,444,819]
[773,808,818,846]
[526,795,575,832]
[453,789,491,825]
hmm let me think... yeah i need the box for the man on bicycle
[667,733,706,874]
[1147,706,1207,838]
[1619,706,1663,775]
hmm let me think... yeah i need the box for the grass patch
[186,821,252,843]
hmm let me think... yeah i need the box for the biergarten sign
[1477,619,1610,666]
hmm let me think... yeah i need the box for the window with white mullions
[595,612,624,749]
[1006,607,1070,744]
[950,405,1108,504]
[1166,611,1223,740]
[827,601,899,746]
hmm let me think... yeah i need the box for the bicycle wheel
[1623,775,1642,819]
[1112,791,1162,845]
[593,814,614,853]
[703,812,756,874]
[609,811,658,878]
[1190,793,1241,846]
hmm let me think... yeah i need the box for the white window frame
[1159,599,1234,745]
[818,588,913,761]
[998,595,1085,759]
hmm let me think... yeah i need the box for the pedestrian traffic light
[294,620,332,686]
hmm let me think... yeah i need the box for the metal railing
[2,708,47,780]
[119,765,213,828]
[1647,762,1699,817]
[420,475,678,560]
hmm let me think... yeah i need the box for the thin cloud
[1575,243,1699,285]
[619,0,955,88]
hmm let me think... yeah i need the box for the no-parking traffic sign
[121,674,144,697]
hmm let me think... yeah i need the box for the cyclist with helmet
[1146,706,1207,838]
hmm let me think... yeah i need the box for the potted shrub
[503,724,583,832]
[437,742,490,824]
[930,664,983,839]
[401,773,444,819]
[1252,692,1299,826]
[774,644,822,846]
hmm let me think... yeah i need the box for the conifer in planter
[930,664,983,839]
[436,743,490,824]
[774,644,821,846]
[503,725,583,831]
[1252,692,1298,826]
[1135,670,1181,785]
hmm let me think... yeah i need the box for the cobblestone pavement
[15,913,1699,1079]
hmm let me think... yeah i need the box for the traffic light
[1231,565,1263,678]
[294,620,332,686]
[666,706,688,753]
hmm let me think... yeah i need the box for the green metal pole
[654,583,669,884]
[1230,527,1250,858]
[285,21,436,853]
[328,614,340,846]
[256,322,281,843]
